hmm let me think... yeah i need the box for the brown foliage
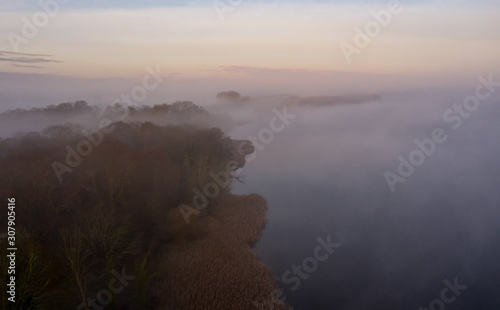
[156,194,292,310]
[0,120,275,309]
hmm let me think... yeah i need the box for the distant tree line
[0,100,207,120]
[216,91,251,103]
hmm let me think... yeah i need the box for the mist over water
[1,81,499,309]
[230,90,500,309]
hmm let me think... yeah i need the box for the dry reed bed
[158,194,293,310]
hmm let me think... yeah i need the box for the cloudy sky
[0,0,499,109]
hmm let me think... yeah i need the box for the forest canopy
[0,101,254,309]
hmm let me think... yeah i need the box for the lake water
[231,90,500,310]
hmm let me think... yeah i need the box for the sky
[0,0,499,109]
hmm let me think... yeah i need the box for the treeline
[0,120,251,309]
[0,100,98,116]
[0,100,206,118]
[0,101,215,138]
[215,91,251,103]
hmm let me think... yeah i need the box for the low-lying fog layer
[230,88,500,309]
[1,82,499,309]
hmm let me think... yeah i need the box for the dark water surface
[231,92,500,310]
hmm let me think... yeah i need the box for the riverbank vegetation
[0,101,290,309]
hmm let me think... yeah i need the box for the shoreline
[157,193,293,310]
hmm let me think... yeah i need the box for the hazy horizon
[1,0,499,111]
